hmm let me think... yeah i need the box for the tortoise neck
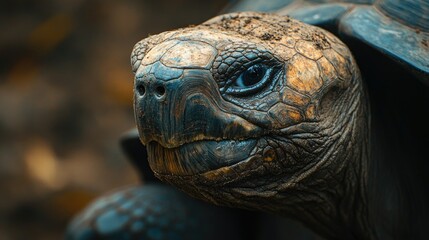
[293,89,376,240]
[258,79,377,239]
[316,135,375,240]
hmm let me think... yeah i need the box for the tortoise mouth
[147,138,257,176]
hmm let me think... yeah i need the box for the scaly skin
[132,12,374,239]
[66,184,245,240]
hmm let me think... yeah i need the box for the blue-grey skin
[67,185,200,240]
[227,0,429,83]
[66,184,247,240]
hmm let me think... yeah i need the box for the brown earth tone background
[0,0,227,239]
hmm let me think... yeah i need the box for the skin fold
[132,12,373,239]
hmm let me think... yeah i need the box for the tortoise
[68,0,429,239]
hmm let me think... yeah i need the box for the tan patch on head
[286,55,323,95]
[282,88,311,107]
[288,110,302,122]
[251,26,274,39]
[323,30,341,45]
[161,41,217,69]
[170,29,251,49]
[273,44,297,61]
[278,36,296,48]
[141,40,180,66]
[323,49,351,81]
[295,40,323,60]
[268,103,303,128]
[317,57,337,84]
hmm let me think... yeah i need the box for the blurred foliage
[0,0,227,239]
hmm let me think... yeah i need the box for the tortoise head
[131,12,368,234]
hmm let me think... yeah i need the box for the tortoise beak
[134,66,262,175]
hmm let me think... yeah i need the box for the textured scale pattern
[67,184,236,240]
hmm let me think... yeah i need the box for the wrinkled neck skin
[247,81,375,240]
[286,91,372,240]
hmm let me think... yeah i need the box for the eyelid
[225,65,278,96]
[225,59,272,85]
[213,49,276,83]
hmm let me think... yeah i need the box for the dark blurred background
[0,0,227,239]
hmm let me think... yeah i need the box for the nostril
[155,85,166,96]
[136,84,145,96]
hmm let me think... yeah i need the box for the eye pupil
[243,65,263,85]
[235,64,266,88]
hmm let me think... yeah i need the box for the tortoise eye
[226,64,274,96]
[234,64,267,88]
